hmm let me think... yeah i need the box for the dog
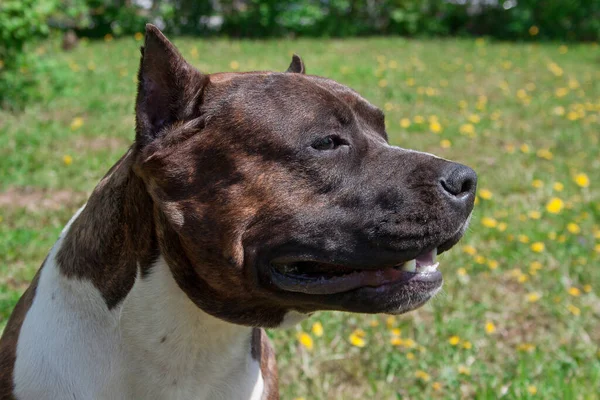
[0,25,476,399]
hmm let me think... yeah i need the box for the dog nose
[439,163,477,206]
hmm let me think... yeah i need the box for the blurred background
[1,1,599,399]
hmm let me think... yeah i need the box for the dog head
[133,25,476,327]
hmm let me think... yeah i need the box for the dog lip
[268,249,442,295]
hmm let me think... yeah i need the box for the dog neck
[118,256,261,399]
[50,149,263,399]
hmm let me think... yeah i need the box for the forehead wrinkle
[304,75,385,132]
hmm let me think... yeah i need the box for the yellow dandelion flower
[430,121,442,133]
[568,287,581,297]
[553,106,565,115]
[583,284,592,293]
[403,338,416,348]
[555,87,569,97]
[70,117,84,131]
[530,242,545,253]
[517,343,536,352]
[406,78,415,86]
[230,61,240,70]
[62,155,73,166]
[573,173,590,188]
[388,60,398,69]
[463,245,477,255]
[390,337,403,346]
[369,319,379,327]
[458,100,468,109]
[312,322,323,337]
[449,335,460,346]
[536,149,553,160]
[567,111,579,121]
[527,292,541,302]
[530,261,543,270]
[485,321,496,334]
[390,328,401,336]
[414,115,425,124]
[482,218,499,229]
[518,234,530,244]
[462,341,472,349]
[432,381,442,391]
[353,329,366,337]
[518,274,529,283]
[487,260,499,270]
[386,316,396,328]
[567,304,580,316]
[400,118,411,128]
[547,62,564,76]
[459,123,475,135]
[559,45,568,54]
[497,222,507,232]
[349,331,366,348]
[475,255,486,265]
[528,210,541,219]
[529,26,539,36]
[567,223,581,234]
[520,143,530,153]
[504,143,515,153]
[553,182,564,191]
[297,332,313,351]
[406,352,415,360]
[415,370,430,382]
[528,385,538,395]
[546,197,564,214]
[479,189,492,200]
[134,32,143,41]
[458,365,471,375]
[378,79,388,88]
[457,267,468,276]
[468,114,481,124]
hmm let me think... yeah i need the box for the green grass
[1,35,599,399]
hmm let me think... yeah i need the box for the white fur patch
[13,210,263,400]
[278,310,310,328]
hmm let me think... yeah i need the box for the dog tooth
[420,262,440,274]
[402,259,417,272]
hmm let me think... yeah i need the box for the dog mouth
[270,248,440,295]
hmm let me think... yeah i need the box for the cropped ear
[286,54,305,74]
[135,24,208,148]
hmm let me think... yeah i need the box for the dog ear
[135,24,207,148]
[286,54,305,74]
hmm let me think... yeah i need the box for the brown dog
[0,25,476,399]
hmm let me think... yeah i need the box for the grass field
[1,34,599,399]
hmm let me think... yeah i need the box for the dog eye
[312,136,344,151]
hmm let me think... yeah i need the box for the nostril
[439,164,477,199]
[440,178,457,196]
[459,177,474,195]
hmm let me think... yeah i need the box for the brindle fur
[0,25,476,399]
